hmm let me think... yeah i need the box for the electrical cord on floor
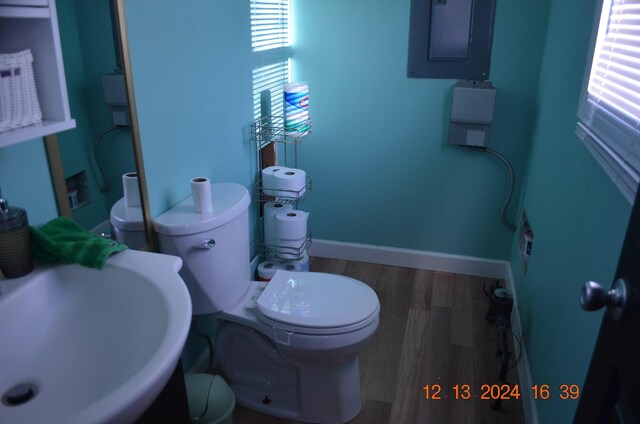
[93,126,125,193]
[191,375,216,422]
[479,147,517,232]
[492,324,512,411]
[508,330,523,371]
[484,330,523,371]
[190,326,217,421]
[197,331,216,373]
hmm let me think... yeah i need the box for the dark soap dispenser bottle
[0,187,34,278]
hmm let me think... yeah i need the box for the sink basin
[0,249,192,424]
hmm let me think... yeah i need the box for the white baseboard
[308,239,510,279]
[505,267,538,424]
[310,238,536,423]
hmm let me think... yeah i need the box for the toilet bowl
[153,183,380,424]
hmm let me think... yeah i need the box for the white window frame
[576,0,640,204]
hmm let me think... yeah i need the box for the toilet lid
[256,270,379,331]
[153,183,250,236]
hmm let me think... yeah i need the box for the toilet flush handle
[194,239,216,249]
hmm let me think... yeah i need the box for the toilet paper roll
[291,253,310,272]
[275,210,309,241]
[257,260,281,281]
[281,262,297,272]
[273,168,306,198]
[191,177,213,214]
[281,254,309,272]
[275,210,308,259]
[261,166,288,195]
[264,202,293,246]
[122,172,140,207]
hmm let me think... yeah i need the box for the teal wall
[56,0,136,230]
[0,139,58,227]
[509,0,632,421]
[124,0,255,219]
[291,0,550,260]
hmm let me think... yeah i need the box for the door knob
[580,279,629,320]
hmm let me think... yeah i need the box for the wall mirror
[46,0,153,250]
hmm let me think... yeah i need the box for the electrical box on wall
[101,72,129,126]
[407,0,496,80]
[448,80,495,147]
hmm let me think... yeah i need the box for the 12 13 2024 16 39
[422,384,580,400]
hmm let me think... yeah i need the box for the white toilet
[153,183,380,424]
[110,197,146,249]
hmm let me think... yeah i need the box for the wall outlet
[65,171,90,211]
[519,209,533,274]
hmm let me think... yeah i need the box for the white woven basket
[0,49,43,132]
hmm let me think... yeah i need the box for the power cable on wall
[93,126,125,193]
[481,147,516,231]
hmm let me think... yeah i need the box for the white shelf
[0,0,49,6]
[0,0,75,147]
[0,5,49,18]
[0,119,76,148]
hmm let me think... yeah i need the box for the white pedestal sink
[0,249,192,424]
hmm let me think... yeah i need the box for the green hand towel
[30,216,128,269]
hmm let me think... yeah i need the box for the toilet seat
[255,270,380,335]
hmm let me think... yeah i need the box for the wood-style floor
[233,257,525,424]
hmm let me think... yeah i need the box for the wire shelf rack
[253,175,312,204]
[255,230,312,260]
[250,115,313,149]
[251,113,313,260]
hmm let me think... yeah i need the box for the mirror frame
[46,0,156,252]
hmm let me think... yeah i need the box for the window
[251,0,290,51]
[251,0,291,119]
[576,0,640,204]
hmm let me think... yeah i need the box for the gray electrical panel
[407,0,497,80]
[101,72,129,127]
[448,80,495,147]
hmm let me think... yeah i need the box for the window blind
[251,0,291,119]
[577,0,640,203]
[252,60,290,119]
[251,0,290,52]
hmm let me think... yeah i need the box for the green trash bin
[185,373,235,424]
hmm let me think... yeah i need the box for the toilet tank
[153,183,252,315]
[110,197,146,250]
